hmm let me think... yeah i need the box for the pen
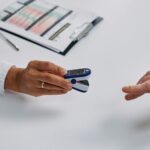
[0,32,19,51]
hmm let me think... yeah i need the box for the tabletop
[0,0,150,150]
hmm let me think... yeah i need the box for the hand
[122,71,150,100]
[4,60,72,97]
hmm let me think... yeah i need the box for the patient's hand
[4,60,72,97]
[122,71,150,100]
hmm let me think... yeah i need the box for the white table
[0,0,150,150]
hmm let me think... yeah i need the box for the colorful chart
[6,1,55,30]
[29,7,71,35]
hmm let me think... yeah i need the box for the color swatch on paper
[6,1,55,29]
[29,7,72,36]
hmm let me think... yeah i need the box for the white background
[0,0,150,150]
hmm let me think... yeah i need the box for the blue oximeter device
[64,68,91,93]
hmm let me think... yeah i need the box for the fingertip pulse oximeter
[64,68,91,93]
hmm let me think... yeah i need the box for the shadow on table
[0,91,63,121]
[99,116,150,150]
[78,113,150,150]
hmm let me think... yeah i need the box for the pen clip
[69,22,93,41]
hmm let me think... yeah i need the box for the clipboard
[0,0,103,55]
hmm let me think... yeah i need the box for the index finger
[28,60,67,76]
[122,83,148,94]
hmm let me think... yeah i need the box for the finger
[122,84,146,94]
[137,75,150,85]
[36,81,71,91]
[137,76,145,84]
[28,60,67,76]
[34,88,68,96]
[125,93,144,101]
[137,71,150,84]
[35,72,72,90]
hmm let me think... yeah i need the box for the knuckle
[26,69,35,78]
[50,63,58,70]
[28,60,35,67]
[44,61,51,68]
[46,74,52,81]
[27,60,39,68]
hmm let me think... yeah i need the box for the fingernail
[67,83,72,90]
[125,95,133,101]
[122,86,130,92]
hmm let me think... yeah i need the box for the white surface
[0,0,150,150]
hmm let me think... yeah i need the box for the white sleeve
[0,62,13,95]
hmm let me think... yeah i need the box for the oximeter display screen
[67,69,86,76]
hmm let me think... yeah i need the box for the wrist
[4,66,24,93]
